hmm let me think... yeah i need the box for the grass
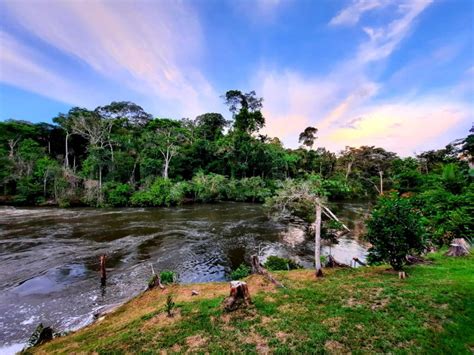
[29,252,473,354]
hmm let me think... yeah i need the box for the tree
[194,113,228,141]
[366,195,426,271]
[223,90,265,134]
[266,179,348,277]
[95,101,152,127]
[145,118,188,179]
[299,126,318,149]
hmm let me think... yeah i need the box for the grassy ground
[29,252,473,354]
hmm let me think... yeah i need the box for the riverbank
[27,252,473,354]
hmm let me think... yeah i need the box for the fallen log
[26,323,53,349]
[445,238,471,257]
[352,257,367,267]
[251,255,285,288]
[223,281,252,312]
[326,255,349,268]
[405,255,430,264]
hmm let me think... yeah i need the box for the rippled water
[0,202,369,350]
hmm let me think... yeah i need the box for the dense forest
[1,90,473,248]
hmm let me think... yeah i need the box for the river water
[0,202,369,351]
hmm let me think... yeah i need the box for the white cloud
[256,0,463,156]
[329,0,387,26]
[0,0,221,117]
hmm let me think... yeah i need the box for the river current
[0,202,369,351]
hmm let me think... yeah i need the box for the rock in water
[25,323,53,349]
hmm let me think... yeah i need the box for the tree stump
[398,271,407,279]
[223,281,251,312]
[100,254,107,286]
[445,238,471,257]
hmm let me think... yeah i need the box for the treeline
[1,90,473,217]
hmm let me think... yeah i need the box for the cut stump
[445,238,471,257]
[223,281,251,312]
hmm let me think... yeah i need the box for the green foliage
[130,178,183,206]
[159,270,177,284]
[104,182,134,207]
[263,256,301,271]
[230,263,251,280]
[191,172,228,202]
[413,186,473,246]
[165,295,175,317]
[366,195,426,270]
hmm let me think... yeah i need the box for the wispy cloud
[258,0,469,156]
[1,0,220,117]
[329,0,387,27]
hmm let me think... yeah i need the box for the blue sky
[0,0,472,156]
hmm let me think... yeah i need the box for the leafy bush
[366,195,426,270]
[264,256,301,271]
[130,178,184,206]
[160,270,177,284]
[226,177,272,202]
[104,182,133,207]
[191,172,228,202]
[230,263,251,280]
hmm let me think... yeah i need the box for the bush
[264,256,301,271]
[226,177,272,202]
[366,195,426,270]
[130,178,184,206]
[160,270,177,284]
[230,263,251,280]
[104,182,133,207]
[191,172,228,202]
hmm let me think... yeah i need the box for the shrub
[191,172,228,202]
[104,182,133,207]
[264,256,301,271]
[230,263,251,280]
[366,195,426,270]
[130,178,185,206]
[160,270,177,284]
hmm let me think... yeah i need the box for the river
[0,202,370,352]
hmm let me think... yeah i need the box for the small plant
[165,295,175,317]
[264,256,301,271]
[160,270,176,284]
[230,263,251,280]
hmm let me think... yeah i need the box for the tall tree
[224,90,265,134]
[145,118,188,179]
[95,101,153,127]
[299,126,318,149]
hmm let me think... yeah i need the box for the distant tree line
[1,91,473,244]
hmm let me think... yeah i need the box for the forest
[1,90,473,251]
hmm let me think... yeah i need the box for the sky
[0,0,473,156]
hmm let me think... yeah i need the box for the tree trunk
[250,255,284,287]
[379,170,383,195]
[345,161,352,180]
[315,199,323,277]
[223,281,251,311]
[65,132,70,169]
[100,254,107,286]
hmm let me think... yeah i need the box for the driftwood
[251,255,285,288]
[148,265,165,290]
[326,255,349,268]
[100,254,107,286]
[352,257,367,267]
[223,281,252,311]
[26,323,53,348]
[445,238,471,257]
[405,255,430,265]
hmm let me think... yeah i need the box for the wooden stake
[100,254,107,286]
[398,271,407,279]
[315,199,323,277]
